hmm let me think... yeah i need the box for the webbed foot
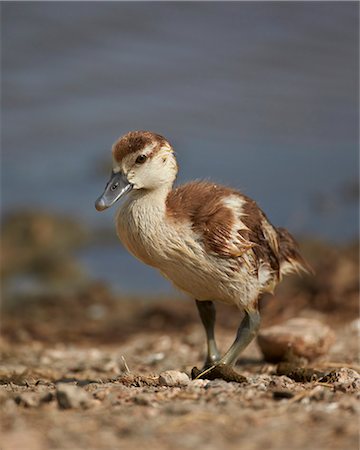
[191,364,247,383]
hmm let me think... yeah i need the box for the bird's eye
[135,155,147,164]
[111,182,119,191]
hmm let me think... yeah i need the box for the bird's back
[166,181,310,292]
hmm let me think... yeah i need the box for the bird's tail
[277,227,313,277]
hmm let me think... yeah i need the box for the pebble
[56,383,93,409]
[13,390,53,408]
[187,379,209,390]
[133,394,153,406]
[272,389,295,400]
[249,374,273,391]
[320,368,360,392]
[144,352,165,365]
[92,388,110,401]
[14,392,39,408]
[257,318,335,361]
[158,370,190,387]
[205,379,237,392]
[268,375,296,391]
[350,318,360,332]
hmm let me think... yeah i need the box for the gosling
[95,131,310,374]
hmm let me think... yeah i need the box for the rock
[276,362,325,382]
[319,368,360,392]
[14,392,39,408]
[268,375,296,391]
[144,352,165,365]
[186,379,209,392]
[92,388,110,401]
[133,394,153,406]
[205,379,237,392]
[56,383,92,409]
[249,374,273,391]
[158,370,190,387]
[164,403,193,416]
[40,392,54,403]
[272,389,295,400]
[257,318,335,362]
[14,390,53,408]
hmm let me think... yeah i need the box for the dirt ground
[1,291,359,449]
[1,213,359,450]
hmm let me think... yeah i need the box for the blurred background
[2,2,358,296]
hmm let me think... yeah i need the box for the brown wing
[166,180,311,287]
[166,181,261,259]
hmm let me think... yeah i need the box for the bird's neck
[115,183,176,265]
[117,183,173,232]
[127,183,173,210]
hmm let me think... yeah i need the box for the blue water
[2,2,358,294]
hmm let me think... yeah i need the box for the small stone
[272,389,294,400]
[133,394,153,406]
[164,403,193,415]
[308,385,327,401]
[191,378,210,388]
[40,392,54,403]
[350,318,360,332]
[93,388,110,401]
[276,362,325,382]
[144,352,165,365]
[14,392,39,408]
[268,376,296,391]
[205,379,237,391]
[257,318,335,362]
[320,368,360,392]
[185,379,209,394]
[56,383,92,409]
[102,360,121,374]
[158,370,190,387]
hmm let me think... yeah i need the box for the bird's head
[95,131,178,211]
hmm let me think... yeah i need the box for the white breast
[115,190,261,308]
[116,191,167,267]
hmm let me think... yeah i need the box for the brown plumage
[113,131,167,163]
[166,182,239,258]
[276,226,314,275]
[166,180,309,282]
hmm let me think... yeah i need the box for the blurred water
[2,2,358,294]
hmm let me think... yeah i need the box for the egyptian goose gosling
[95,131,310,375]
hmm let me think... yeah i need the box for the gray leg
[195,300,221,367]
[218,307,261,366]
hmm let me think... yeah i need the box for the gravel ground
[1,294,359,450]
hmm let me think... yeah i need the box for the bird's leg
[218,307,261,366]
[192,304,261,382]
[195,300,221,368]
